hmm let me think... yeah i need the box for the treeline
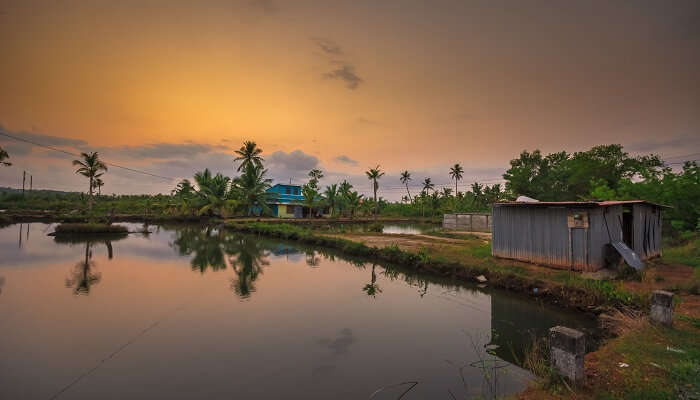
[1,143,697,232]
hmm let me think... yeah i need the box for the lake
[0,223,595,399]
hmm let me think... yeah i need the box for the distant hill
[0,187,80,195]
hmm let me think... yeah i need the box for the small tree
[400,170,412,202]
[72,152,108,211]
[0,146,11,166]
[365,165,385,217]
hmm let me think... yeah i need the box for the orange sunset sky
[1,0,699,197]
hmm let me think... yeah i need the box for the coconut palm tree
[365,165,385,217]
[233,141,264,172]
[421,177,434,217]
[94,177,104,196]
[0,146,11,166]
[400,170,412,202]
[232,164,274,216]
[324,184,338,217]
[449,163,463,212]
[344,190,363,218]
[422,177,434,195]
[338,180,353,216]
[72,152,107,210]
[449,163,464,196]
[301,184,320,218]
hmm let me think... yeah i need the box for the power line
[667,159,699,166]
[0,131,175,182]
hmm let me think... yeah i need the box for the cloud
[105,143,218,159]
[0,124,87,156]
[627,133,700,154]
[312,38,363,90]
[312,37,343,56]
[335,155,358,165]
[267,150,318,171]
[323,64,363,90]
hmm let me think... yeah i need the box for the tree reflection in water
[362,264,382,298]
[56,233,126,295]
[228,236,269,298]
[171,227,270,299]
[172,226,228,273]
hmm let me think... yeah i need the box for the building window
[286,187,291,195]
[286,205,295,214]
[294,187,299,195]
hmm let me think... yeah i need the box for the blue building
[266,184,304,218]
[265,183,329,218]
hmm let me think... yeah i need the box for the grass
[226,222,642,310]
[663,233,700,268]
[54,223,129,235]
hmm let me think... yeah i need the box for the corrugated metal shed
[492,201,664,271]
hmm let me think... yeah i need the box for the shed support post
[650,290,673,326]
[549,326,585,386]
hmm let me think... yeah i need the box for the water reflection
[0,223,598,400]
[170,227,272,299]
[362,264,382,298]
[228,236,269,298]
[64,242,101,295]
[55,234,127,295]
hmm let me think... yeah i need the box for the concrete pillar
[549,326,585,385]
[650,290,674,326]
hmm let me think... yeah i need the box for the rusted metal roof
[494,200,669,208]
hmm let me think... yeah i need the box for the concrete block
[650,290,673,325]
[549,326,585,385]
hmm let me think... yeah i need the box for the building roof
[494,200,669,208]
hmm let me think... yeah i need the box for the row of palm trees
[64,141,495,217]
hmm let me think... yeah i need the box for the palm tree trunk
[88,177,94,211]
[373,180,378,218]
[405,184,412,202]
[454,179,458,212]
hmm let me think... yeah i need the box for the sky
[0,0,699,199]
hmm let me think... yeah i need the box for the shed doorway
[622,206,634,248]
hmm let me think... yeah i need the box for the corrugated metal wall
[443,213,492,232]
[492,205,572,268]
[632,204,663,259]
[492,205,626,271]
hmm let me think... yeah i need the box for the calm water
[0,223,595,400]
[323,222,437,235]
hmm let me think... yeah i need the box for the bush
[54,223,128,235]
[367,222,384,232]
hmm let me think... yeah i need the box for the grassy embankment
[52,223,129,235]
[226,221,700,399]
[226,222,644,309]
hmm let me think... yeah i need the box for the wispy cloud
[312,38,363,90]
[312,37,343,56]
[323,64,363,90]
[335,155,358,165]
[104,143,219,159]
[627,133,700,154]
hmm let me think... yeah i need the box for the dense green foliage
[54,223,128,234]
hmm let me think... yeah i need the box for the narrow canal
[0,223,596,399]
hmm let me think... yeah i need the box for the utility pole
[30,175,32,192]
[22,171,26,196]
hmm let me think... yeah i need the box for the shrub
[54,223,128,235]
